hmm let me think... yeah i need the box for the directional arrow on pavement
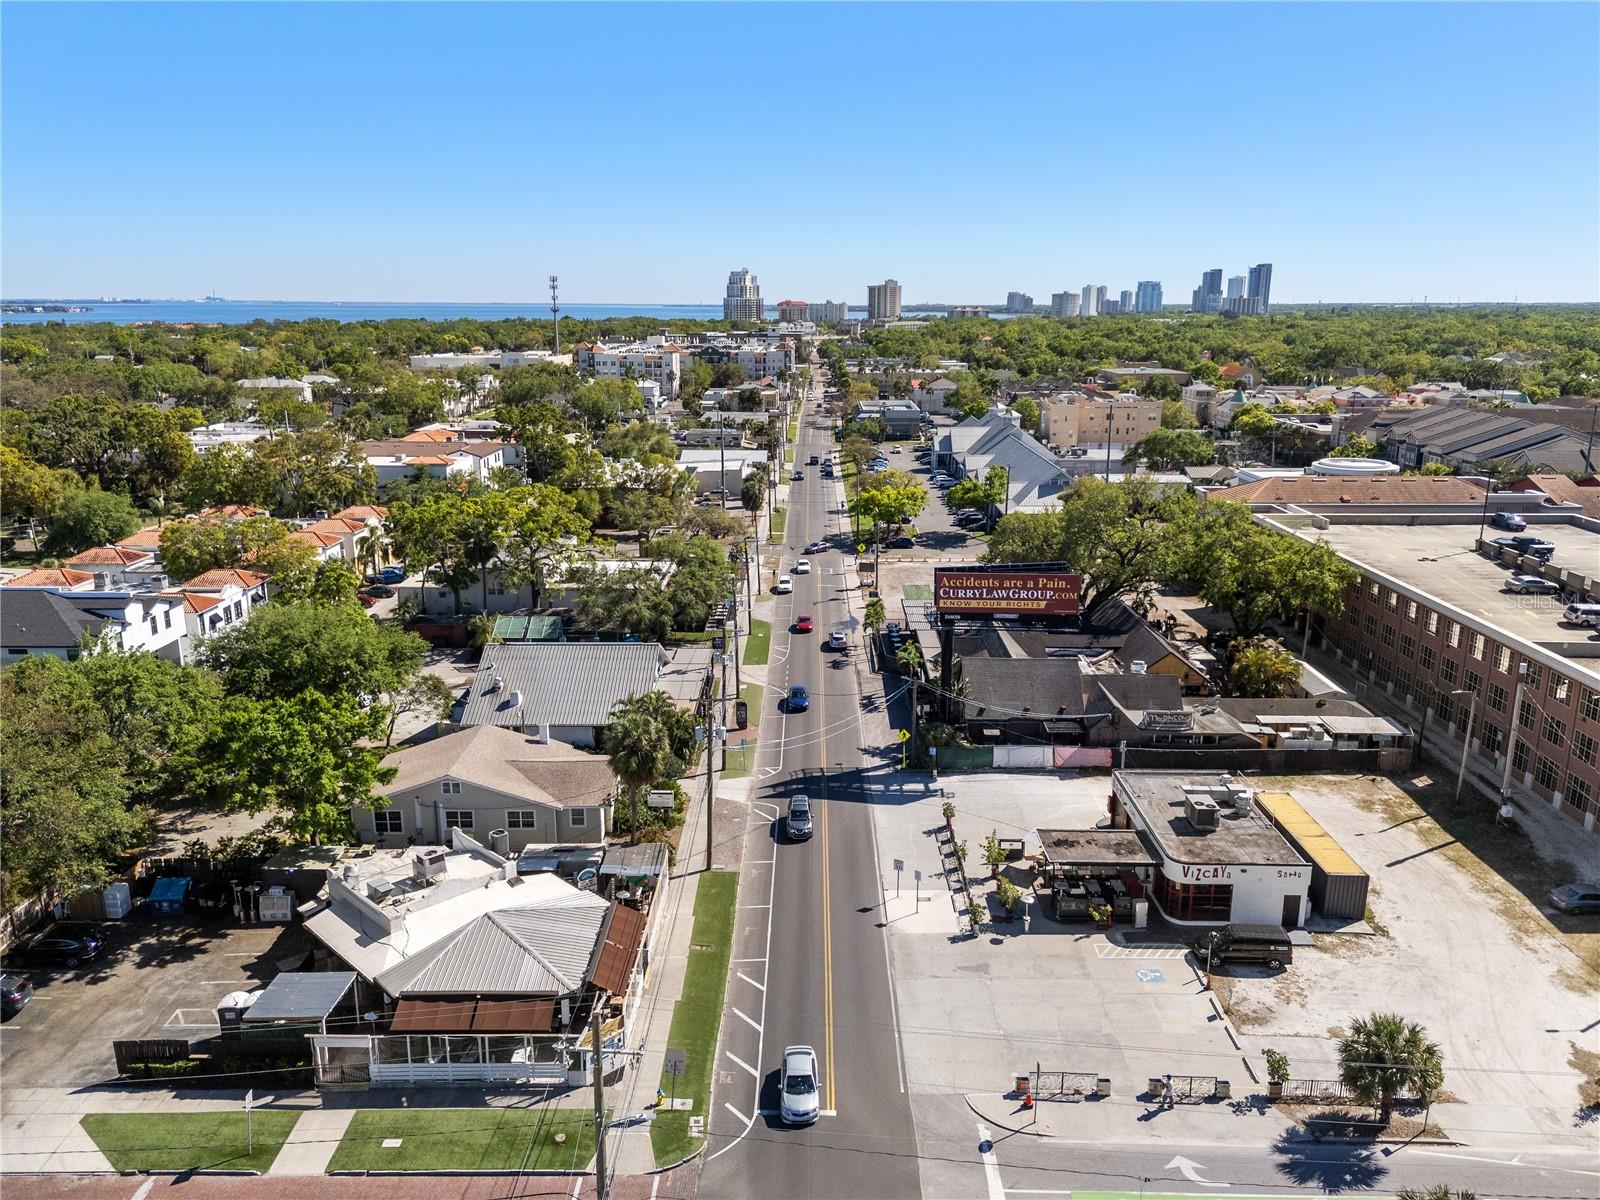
[1165,1155,1229,1187]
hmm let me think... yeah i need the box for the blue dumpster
[148,876,191,917]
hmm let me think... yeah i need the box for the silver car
[780,1044,820,1125]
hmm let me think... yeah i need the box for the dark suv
[17,922,105,968]
[1193,923,1292,970]
[786,795,814,840]
[0,974,33,1018]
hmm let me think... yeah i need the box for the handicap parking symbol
[1135,968,1165,983]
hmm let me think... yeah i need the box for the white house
[910,378,960,413]
[0,588,189,664]
[361,438,511,487]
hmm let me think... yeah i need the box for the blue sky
[3,2,1596,303]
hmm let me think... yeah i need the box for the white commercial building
[808,300,851,323]
[867,280,902,320]
[723,268,763,322]
[575,339,683,399]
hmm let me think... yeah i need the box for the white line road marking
[757,1109,838,1118]
[1410,1149,1598,1177]
[570,1173,581,1199]
[725,1051,759,1079]
[130,1181,155,1200]
[732,1007,761,1033]
[1006,1191,1076,1196]
[722,1101,753,1128]
[976,1122,1005,1200]
[736,971,765,992]
[730,958,767,964]
[739,904,772,910]
[1166,1155,1229,1187]
[650,1175,660,1199]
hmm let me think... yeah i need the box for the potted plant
[941,800,956,830]
[966,899,985,933]
[1089,902,1113,929]
[996,877,1021,922]
[1264,1049,1291,1100]
[983,831,1007,879]
[954,840,968,866]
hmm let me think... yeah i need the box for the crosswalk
[1093,943,1191,960]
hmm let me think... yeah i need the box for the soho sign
[1177,864,1307,882]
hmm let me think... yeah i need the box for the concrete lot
[1219,773,1600,1146]
[868,771,1246,1102]
[1308,522,1600,656]
[0,914,313,1090]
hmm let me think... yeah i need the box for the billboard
[933,566,1082,616]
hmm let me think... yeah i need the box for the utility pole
[549,276,561,356]
[1499,662,1528,810]
[1451,688,1478,802]
[704,666,718,872]
[590,993,610,1200]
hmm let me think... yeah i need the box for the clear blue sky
[3,2,1596,304]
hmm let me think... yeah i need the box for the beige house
[361,725,618,850]
[1040,391,1162,451]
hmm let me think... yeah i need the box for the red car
[794,614,813,633]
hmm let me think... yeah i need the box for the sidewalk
[267,1108,353,1175]
[967,1089,1296,1147]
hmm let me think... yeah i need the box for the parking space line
[736,971,765,992]
[722,1101,752,1128]
[732,1007,761,1033]
[725,1051,760,1079]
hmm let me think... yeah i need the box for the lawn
[770,507,787,537]
[651,870,739,1167]
[327,1108,598,1172]
[743,617,771,665]
[722,740,757,778]
[81,1111,301,1174]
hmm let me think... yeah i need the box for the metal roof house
[305,830,660,1089]
[459,642,672,747]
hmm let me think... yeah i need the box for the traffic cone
[1021,1092,1033,1110]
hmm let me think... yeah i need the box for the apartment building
[1041,391,1163,451]
[1134,281,1164,312]
[723,268,763,323]
[574,339,683,398]
[808,300,851,324]
[867,280,903,321]
[1051,291,1081,318]
[776,299,809,324]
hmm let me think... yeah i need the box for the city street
[698,370,922,1198]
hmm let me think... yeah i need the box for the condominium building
[949,305,988,319]
[776,299,809,324]
[1006,291,1034,314]
[1051,291,1081,318]
[1191,269,1224,313]
[723,268,763,323]
[1248,262,1273,313]
[1134,281,1164,312]
[867,279,903,320]
[1039,391,1162,451]
[1226,275,1246,300]
[808,300,851,324]
[1120,289,1135,314]
[574,338,683,398]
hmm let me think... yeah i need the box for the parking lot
[1219,772,1600,1143]
[0,912,313,1089]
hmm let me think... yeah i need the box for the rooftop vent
[366,879,395,903]
[1184,796,1220,832]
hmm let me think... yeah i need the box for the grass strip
[770,507,787,537]
[722,741,757,778]
[81,1112,300,1174]
[650,870,739,1167]
[743,617,771,665]
[328,1108,598,1172]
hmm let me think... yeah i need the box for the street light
[1448,687,1479,802]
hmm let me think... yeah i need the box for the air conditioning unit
[412,847,448,883]
[1184,797,1220,832]
[366,879,396,903]
[1227,786,1254,814]
[489,829,510,855]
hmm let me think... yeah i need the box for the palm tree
[896,640,923,675]
[1397,1188,1477,1200]
[601,707,678,842]
[1338,1013,1444,1124]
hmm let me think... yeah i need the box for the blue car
[1489,512,1527,532]
[787,684,810,712]
[377,566,406,584]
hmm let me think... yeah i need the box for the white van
[1563,602,1600,627]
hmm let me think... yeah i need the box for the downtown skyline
[3,3,1597,304]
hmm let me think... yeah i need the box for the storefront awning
[390,997,557,1033]
[589,905,646,995]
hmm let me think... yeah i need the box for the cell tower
[549,275,560,355]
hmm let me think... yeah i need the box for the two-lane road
[701,379,920,1199]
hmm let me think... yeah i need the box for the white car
[774,575,793,594]
[794,559,812,574]
[829,629,848,650]
[779,1045,820,1125]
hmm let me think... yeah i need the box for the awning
[600,843,668,877]
[589,905,646,995]
[1319,715,1408,737]
[243,971,357,1024]
[390,997,556,1033]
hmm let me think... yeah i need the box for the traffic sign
[664,1048,687,1076]
[898,729,910,742]
[892,858,904,873]
[857,543,866,554]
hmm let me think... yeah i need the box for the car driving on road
[829,629,848,650]
[774,575,793,594]
[785,795,813,841]
[794,559,812,574]
[786,684,810,712]
[780,1045,821,1125]
[794,614,813,633]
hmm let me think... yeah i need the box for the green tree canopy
[1338,1012,1445,1123]
[1123,428,1217,470]
[1225,636,1301,698]
[198,600,426,702]
[42,488,141,555]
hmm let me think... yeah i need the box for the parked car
[829,629,848,651]
[1492,535,1556,560]
[886,535,914,549]
[773,575,793,594]
[785,795,813,841]
[780,1045,821,1125]
[376,566,407,584]
[1505,574,1561,595]
[890,446,902,454]
[357,592,380,608]
[1488,511,1527,531]
[16,922,104,968]
[1192,923,1292,970]
[363,584,396,599]
[794,614,813,634]
[0,973,33,1019]
[1563,602,1600,627]
[794,559,811,574]
[1549,882,1600,914]
[786,684,810,712]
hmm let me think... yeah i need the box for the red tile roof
[334,505,389,521]
[65,546,153,567]
[197,504,268,520]
[4,567,95,588]
[180,568,269,590]
[289,529,344,548]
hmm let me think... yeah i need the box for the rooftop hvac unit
[412,847,449,883]
[366,879,396,903]
[1227,786,1254,814]
[1130,660,1147,674]
[1184,797,1220,832]
[489,829,510,855]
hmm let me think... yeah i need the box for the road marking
[1095,944,1189,959]
[569,1174,581,1199]
[725,1051,759,1079]
[130,1181,155,1200]
[730,958,766,964]
[736,971,765,992]
[1410,1149,1597,1177]
[820,724,836,1115]
[738,904,772,909]
[650,1175,660,1199]
[732,1007,761,1033]
[1165,1155,1229,1187]
[976,1121,1005,1200]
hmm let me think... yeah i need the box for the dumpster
[148,876,191,917]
